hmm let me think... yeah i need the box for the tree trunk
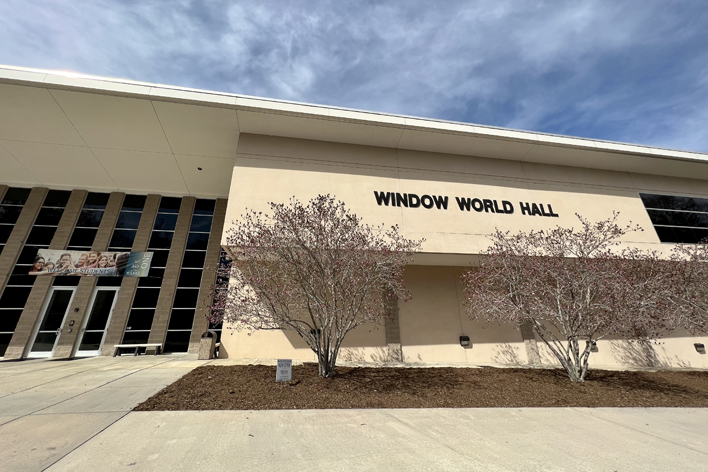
[316,347,337,377]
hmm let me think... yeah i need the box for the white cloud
[1,0,707,151]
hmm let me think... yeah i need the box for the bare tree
[460,213,673,382]
[209,195,422,377]
[668,242,708,335]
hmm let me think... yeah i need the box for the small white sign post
[276,359,292,382]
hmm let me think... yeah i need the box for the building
[0,65,706,368]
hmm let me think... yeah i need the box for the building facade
[1,65,707,368]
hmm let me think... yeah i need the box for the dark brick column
[148,197,195,347]
[188,198,227,354]
[100,194,160,356]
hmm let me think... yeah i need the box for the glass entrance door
[28,287,76,358]
[75,287,119,357]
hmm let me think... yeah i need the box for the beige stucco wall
[223,134,708,259]
[398,265,529,365]
[219,134,708,367]
[218,320,387,362]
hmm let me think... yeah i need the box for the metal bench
[113,343,163,357]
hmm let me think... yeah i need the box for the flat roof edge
[0,64,706,164]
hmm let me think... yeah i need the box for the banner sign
[29,250,153,277]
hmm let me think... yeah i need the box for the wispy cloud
[1,0,707,151]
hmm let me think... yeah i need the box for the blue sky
[2,1,707,152]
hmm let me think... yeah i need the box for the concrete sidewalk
[0,355,207,471]
[2,357,707,471]
[45,408,708,472]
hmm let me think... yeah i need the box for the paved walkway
[0,355,207,471]
[1,357,707,471]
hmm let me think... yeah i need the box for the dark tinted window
[122,195,146,211]
[52,277,81,287]
[2,188,31,205]
[0,225,12,244]
[190,215,212,233]
[0,287,32,308]
[43,190,71,207]
[149,231,174,249]
[122,331,150,344]
[0,309,23,331]
[648,210,708,228]
[153,213,178,231]
[186,233,209,250]
[164,331,191,352]
[76,209,104,227]
[125,310,155,331]
[0,205,23,224]
[138,268,164,287]
[173,289,199,308]
[640,193,708,213]
[178,269,203,287]
[83,193,110,209]
[126,309,156,331]
[132,288,160,308]
[641,193,708,243]
[109,230,137,249]
[97,277,123,287]
[35,208,64,226]
[168,309,195,330]
[17,246,40,264]
[68,228,98,248]
[26,226,57,246]
[182,251,206,268]
[8,275,36,286]
[115,212,142,229]
[0,333,12,356]
[150,250,170,267]
[193,199,215,215]
[159,197,182,213]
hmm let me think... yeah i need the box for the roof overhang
[1,64,708,198]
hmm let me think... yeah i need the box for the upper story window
[640,193,708,244]
[0,187,31,256]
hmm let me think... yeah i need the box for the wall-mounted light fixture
[459,335,470,347]
[695,343,706,354]
[590,341,599,353]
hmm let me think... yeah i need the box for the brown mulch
[134,364,708,411]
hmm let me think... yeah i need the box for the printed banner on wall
[29,250,153,277]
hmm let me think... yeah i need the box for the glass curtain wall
[164,199,215,352]
[0,189,71,355]
[122,197,181,344]
[0,188,32,355]
[640,193,708,243]
[0,188,31,256]
[58,193,111,288]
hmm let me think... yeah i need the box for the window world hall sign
[374,192,559,218]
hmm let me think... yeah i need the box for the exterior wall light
[590,341,599,353]
[459,335,470,347]
[695,343,706,354]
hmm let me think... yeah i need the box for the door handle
[56,329,62,335]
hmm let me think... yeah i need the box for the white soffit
[1,64,708,197]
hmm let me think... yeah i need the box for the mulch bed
[135,364,708,410]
